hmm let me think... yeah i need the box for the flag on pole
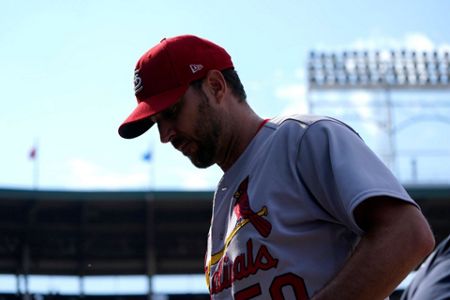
[142,150,152,162]
[28,141,39,189]
[29,146,37,160]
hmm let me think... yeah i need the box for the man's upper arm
[354,196,434,256]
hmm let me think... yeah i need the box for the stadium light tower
[307,49,450,173]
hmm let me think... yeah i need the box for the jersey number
[234,272,308,300]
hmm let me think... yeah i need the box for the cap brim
[118,85,188,139]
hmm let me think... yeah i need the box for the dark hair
[190,68,247,102]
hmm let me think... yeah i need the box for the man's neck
[218,113,264,172]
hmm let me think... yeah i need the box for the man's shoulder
[260,115,333,145]
[268,114,347,131]
[269,114,330,126]
[264,115,362,146]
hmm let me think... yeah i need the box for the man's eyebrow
[150,96,184,123]
[150,114,159,123]
[150,110,167,124]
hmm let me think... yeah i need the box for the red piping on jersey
[256,119,270,133]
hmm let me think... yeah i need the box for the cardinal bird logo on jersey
[233,176,272,237]
[205,176,274,292]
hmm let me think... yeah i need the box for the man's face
[152,85,222,168]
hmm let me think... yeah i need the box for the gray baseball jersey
[204,115,417,299]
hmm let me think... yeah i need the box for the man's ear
[204,70,226,103]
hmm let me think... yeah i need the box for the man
[118,35,435,299]
[401,234,450,300]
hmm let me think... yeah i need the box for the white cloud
[350,36,400,51]
[275,83,308,115]
[246,80,263,93]
[294,68,306,81]
[316,32,450,54]
[67,158,149,190]
[438,43,450,52]
[347,32,450,53]
[174,169,214,190]
[403,33,435,51]
[348,91,380,136]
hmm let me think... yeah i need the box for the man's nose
[157,121,176,143]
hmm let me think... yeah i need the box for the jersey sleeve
[297,119,416,235]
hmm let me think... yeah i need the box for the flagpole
[143,142,155,299]
[29,139,39,190]
[149,145,154,191]
[35,139,39,189]
[142,143,154,191]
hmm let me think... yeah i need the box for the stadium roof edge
[0,188,214,201]
[0,184,449,201]
[403,184,450,199]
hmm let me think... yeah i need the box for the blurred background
[0,0,449,299]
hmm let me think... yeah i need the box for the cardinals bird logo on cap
[134,69,143,94]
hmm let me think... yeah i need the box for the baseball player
[118,35,435,299]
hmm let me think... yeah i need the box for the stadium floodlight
[308,50,450,90]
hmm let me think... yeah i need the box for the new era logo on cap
[189,64,204,74]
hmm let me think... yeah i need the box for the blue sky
[1,0,450,191]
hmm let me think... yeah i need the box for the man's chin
[189,156,215,169]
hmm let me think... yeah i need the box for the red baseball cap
[118,35,234,139]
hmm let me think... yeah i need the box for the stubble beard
[188,92,222,169]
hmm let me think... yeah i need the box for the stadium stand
[0,185,448,299]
